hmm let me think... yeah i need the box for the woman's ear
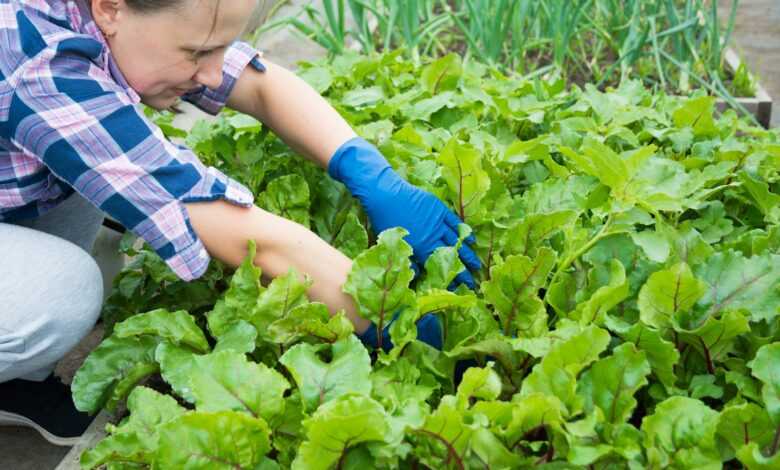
[90,0,125,38]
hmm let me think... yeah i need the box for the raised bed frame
[719,47,773,128]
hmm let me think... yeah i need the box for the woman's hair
[124,0,224,50]
[124,0,186,13]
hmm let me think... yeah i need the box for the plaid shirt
[0,0,264,281]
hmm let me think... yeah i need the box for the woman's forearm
[184,200,371,333]
[226,59,357,169]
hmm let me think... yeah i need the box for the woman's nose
[194,54,223,90]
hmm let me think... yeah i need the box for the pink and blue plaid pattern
[0,0,265,281]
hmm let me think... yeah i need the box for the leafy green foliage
[81,52,780,468]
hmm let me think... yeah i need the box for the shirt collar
[66,0,141,104]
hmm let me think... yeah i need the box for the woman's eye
[190,50,211,62]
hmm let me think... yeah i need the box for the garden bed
[63,50,780,469]
[716,48,773,128]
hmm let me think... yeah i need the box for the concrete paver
[720,0,780,127]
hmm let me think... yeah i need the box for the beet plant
[75,52,780,469]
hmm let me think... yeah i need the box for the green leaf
[342,85,386,108]
[717,403,774,456]
[735,442,780,469]
[113,309,210,353]
[207,240,263,339]
[72,336,159,414]
[437,138,491,221]
[156,411,271,469]
[343,227,416,348]
[482,248,556,336]
[413,397,474,469]
[641,397,721,469]
[560,138,656,203]
[421,53,462,95]
[739,171,780,224]
[279,336,372,412]
[621,324,679,389]
[188,350,290,422]
[80,386,186,469]
[695,250,780,323]
[257,174,311,228]
[156,342,199,403]
[292,395,389,470]
[675,310,750,367]
[416,289,477,314]
[749,343,780,425]
[631,231,671,263]
[573,259,629,325]
[502,393,565,448]
[268,302,353,344]
[673,96,718,137]
[455,364,502,408]
[299,66,333,93]
[420,245,466,292]
[213,320,257,355]
[502,210,577,257]
[333,212,369,259]
[578,343,651,424]
[639,262,707,329]
[520,325,611,415]
[251,269,312,342]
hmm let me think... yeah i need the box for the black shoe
[0,373,96,446]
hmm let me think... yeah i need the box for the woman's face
[92,0,257,109]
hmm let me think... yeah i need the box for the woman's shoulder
[1,1,103,74]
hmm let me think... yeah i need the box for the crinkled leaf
[343,227,415,347]
[437,138,491,221]
[482,248,556,337]
[269,302,353,344]
[113,309,209,353]
[573,259,629,325]
[213,320,257,355]
[156,411,271,469]
[292,395,389,470]
[189,350,290,422]
[694,250,780,323]
[251,269,312,342]
[749,343,780,425]
[503,210,577,257]
[421,53,462,94]
[520,325,611,415]
[279,335,372,412]
[578,343,651,424]
[81,386,186,469]
[716,403,774,456]
[72,336,159,414]
[641,397,721,469]
[207,241,263,339]
[621,323,679,389]
[639,262,707,329]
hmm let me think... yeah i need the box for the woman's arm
[225,58,355,169]
[184,200,371,334]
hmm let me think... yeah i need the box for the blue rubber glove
[329,137,481,289]
[357,313,443,352]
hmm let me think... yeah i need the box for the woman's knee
[48,248,104,342]
[1,226,104,364]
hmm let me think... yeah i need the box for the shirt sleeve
[182,41,266,115]
[7,47,255,281]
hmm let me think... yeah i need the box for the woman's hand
[328,138,481,288]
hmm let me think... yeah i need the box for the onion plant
[270,0,754,113]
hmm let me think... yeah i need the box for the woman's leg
[0,193,105,383]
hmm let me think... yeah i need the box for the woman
[0,0,480,446]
